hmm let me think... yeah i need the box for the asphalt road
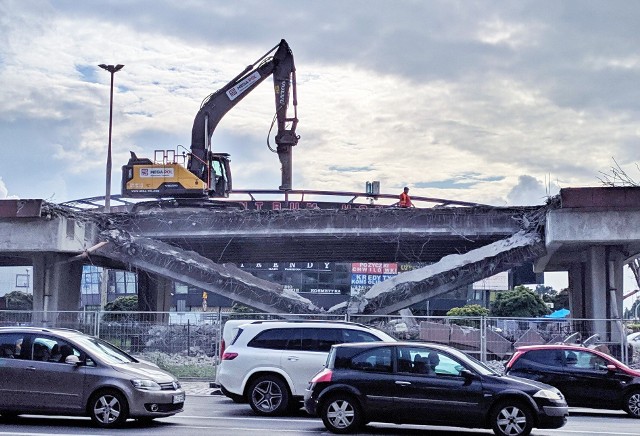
[0,395,639,436]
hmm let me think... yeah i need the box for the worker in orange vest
[399,186,413,208]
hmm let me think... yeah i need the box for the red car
[505,344,640,417]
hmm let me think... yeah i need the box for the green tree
[3,290,33,310]
[103,295,139,322]
[552,288,570,311]
[446,304,489,317]
[104,295,139,311]
[490,285,551,317]
[447,304,489,328]
[229,302,266,320]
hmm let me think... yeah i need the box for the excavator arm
[188,39,299,190]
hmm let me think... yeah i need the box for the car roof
[332,341,455,351]
[237,320,379,330]
[513,344,616,360]
[515,344,591,351]
[331,341,478,362]
[0,326,84,338]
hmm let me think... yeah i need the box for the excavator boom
[188,39,298,190]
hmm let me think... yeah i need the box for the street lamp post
[98,64,124,213]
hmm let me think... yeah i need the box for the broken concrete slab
[96,229,321,315]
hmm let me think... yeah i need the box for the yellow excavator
[121,39,299,199]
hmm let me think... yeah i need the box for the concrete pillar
[31,253,83,324]
[583,246,607,339]
[137,271,173,312]
[567,263,585,318]
[606,247,625,342]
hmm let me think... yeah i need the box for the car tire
[490,400,533,436]
[623,390,640,418]
[248,375,290,416]
[89,389,129,428]
[320,394,363,434]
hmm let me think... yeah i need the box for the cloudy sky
[1,0,639,206]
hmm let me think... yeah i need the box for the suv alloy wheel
[248,375,290,415]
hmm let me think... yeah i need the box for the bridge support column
[569,246,625,342]
[31,253,82,320]
[137,271,173,313]
[567,263,585,318]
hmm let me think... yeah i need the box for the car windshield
[447,347,498,376]
[74,336,136,364]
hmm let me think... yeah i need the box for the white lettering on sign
[226,71,261,101]
[139,168,175,178]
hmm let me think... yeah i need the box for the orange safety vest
[399,192,412,207]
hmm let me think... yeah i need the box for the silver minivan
[0,326,185,427]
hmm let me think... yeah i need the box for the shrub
[490,286,551,318]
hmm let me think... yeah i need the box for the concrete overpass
[0,197,539,313]
[1,187,640,332]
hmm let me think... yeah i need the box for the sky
[1,1,639,301]
[1,0,640,206]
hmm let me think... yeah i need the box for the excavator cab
[208,153,232,197]
[121,150,232,198]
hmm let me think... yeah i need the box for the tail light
[220,339,226,359]
[222,352,238,361]
[310,368,333,383]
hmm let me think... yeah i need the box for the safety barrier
[1,310,638,376]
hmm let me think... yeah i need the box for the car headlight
[131,379,162,391]
[533,389,563,401]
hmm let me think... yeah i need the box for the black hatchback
[304,342,568,436]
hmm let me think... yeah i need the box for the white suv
[216,320,396,415]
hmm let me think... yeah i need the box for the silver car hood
[111,361,176,383]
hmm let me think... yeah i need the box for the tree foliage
[104,295,139,312]
[103,295,139,322]
[446,304,489,317]
[490,286,551,317]
[551,288,570,311]
[3,290,33,310]
[447,304,489,328]
[229,302,266,320]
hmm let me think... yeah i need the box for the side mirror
[606,364,617,372]
[65,355,80,365]
[460,369,478,380]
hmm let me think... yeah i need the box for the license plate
[173,393,185,404]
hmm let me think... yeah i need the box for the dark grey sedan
[0,326,184,427]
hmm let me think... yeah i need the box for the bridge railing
[1,310,638,377]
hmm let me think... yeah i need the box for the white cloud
[506,175,558,206]
[1,1,639,204]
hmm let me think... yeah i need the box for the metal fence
[1,310,639,377]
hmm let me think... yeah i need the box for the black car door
[509,349,565,387]
[558,349,625,407]
[346,345,397,419]
[392,346,484,427]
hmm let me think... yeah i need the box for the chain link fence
[1,309,639,377]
